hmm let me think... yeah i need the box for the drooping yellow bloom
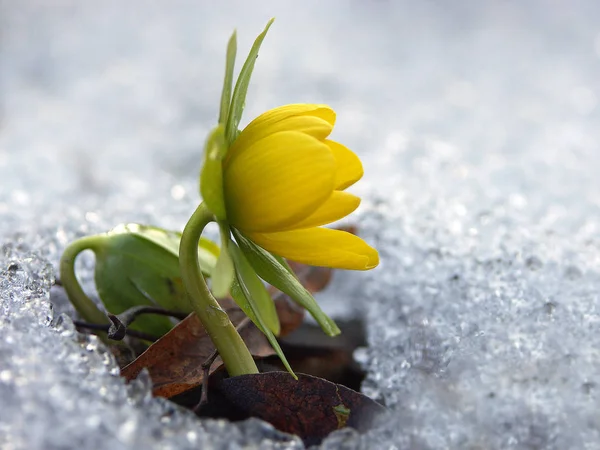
[223,104,379,270]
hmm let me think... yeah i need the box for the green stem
[179,202,258,376]
[59,236,110,326]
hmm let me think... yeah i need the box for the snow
[2,1,600,449]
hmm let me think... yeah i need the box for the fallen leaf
[217,372,386,446]
[120,258,336,398]
[120,298,272,398]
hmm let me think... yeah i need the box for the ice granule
[4,1,600,449]
[345,158,600,449]
[0,244,302,450]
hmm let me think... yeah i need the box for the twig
[107,305,189,339]
[73,320,160,342]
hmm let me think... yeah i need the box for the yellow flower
[223,104,379,270]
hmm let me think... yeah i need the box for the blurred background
[3,1,600,449]
[2,0,600,239]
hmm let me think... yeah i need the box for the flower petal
[245,227,379,270]
[326,140,364,190]
[280,191,361,231]
[224,131,336,232]
[226,104,336,167]
[246,104,336,129]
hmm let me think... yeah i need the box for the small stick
[194,316,252,412]
[107,306,189,339]
[56,278,187,339]
[73,320,160,342]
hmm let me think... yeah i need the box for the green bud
[62,224,219,337]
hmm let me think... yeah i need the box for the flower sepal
[232,228,341,337]
[210,220,235,298]
[200,125,228,221]
[225,18,274,146]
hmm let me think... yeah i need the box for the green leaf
[200,125,227,220]
[229,242,295,378]
[92,224,220,336]
[95,234,185,335]
[232,229,341,337]
[211,221,235,298]
[110,223,219,275]
[219,31,237,125]
[225,18,275,146]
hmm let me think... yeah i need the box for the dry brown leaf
[120,298,269,398]
[218,372,386,446]
[120,259,337,398]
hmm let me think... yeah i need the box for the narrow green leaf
[229,278,261,330]
[225,18,275,146]
[200,125,227,220]
[232,229,341,337]
[228,241,279,335]
[271,252,297,279]
[219,31,237,125]
[211,221,235,298]
[229,242,295,378]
